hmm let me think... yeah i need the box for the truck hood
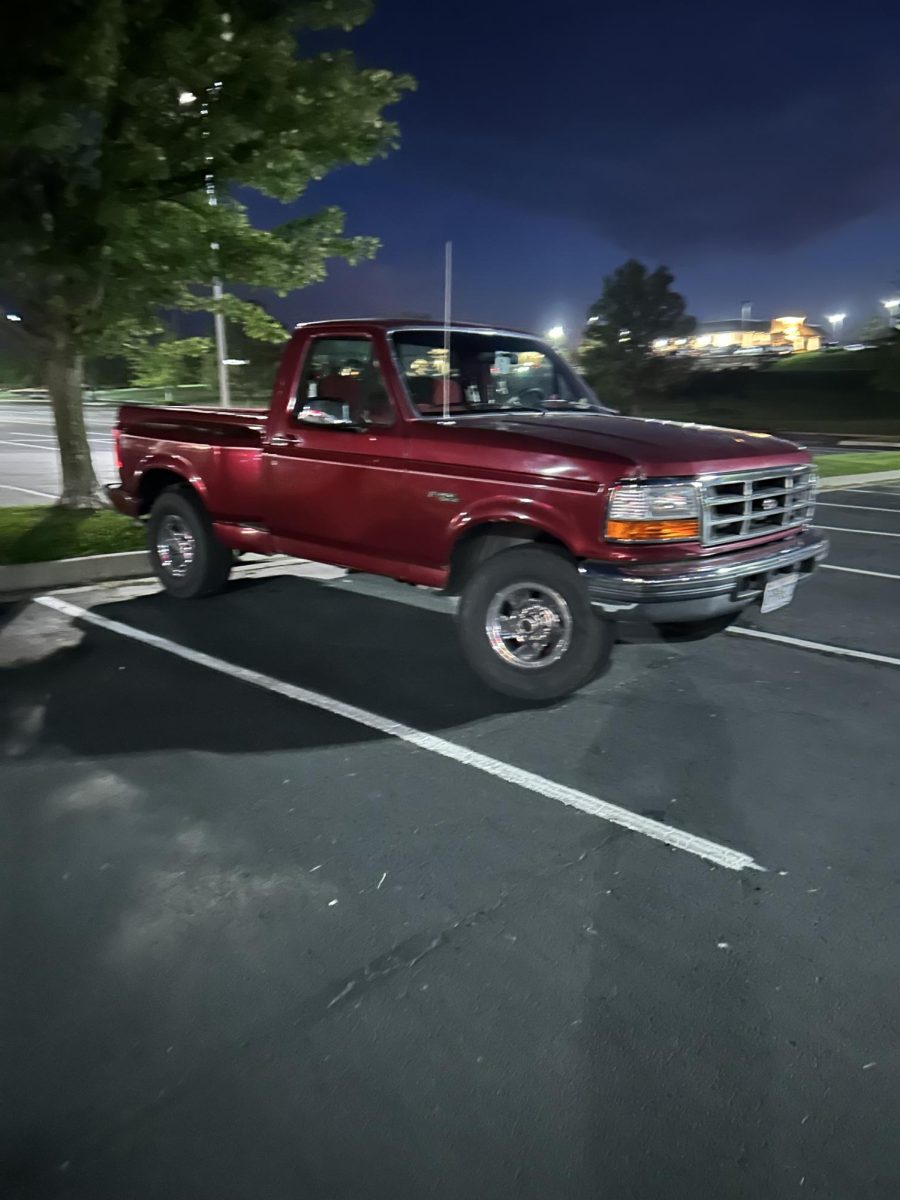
[448,411,806,476]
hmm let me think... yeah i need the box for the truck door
[262,334,412,564]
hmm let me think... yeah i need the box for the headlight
[606,481,700,543]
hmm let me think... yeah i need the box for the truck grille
[700,465,817,547]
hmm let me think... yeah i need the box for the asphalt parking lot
[1,484,898,1199]
[0,404,117,504]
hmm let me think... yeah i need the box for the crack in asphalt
[318,895,508,1015]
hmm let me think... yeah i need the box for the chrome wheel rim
[156,514,195,578]
[485,582,573,669]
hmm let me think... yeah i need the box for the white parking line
[817,502,900,514]
[822,564,900,581]
[0,438,61,452]
[0,438,110,454]
[0,433,110,444]
[34,593,763,873]
[844,488,900,496]
[0,483,56,499]
[0,416,110,428]
[815,525,900,539]
[730,627,900,668]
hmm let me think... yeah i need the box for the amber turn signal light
[606,518,700,543]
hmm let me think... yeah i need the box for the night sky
[264,0,900,337]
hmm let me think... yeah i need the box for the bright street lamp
[881,297,900,328]
[5,312,22,322]
[545,325,566,344]
[178,91,197,106]
[825,312,846,341]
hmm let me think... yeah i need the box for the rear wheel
[458,546,612,700]
[147,487,232,599]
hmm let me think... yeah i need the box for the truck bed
[116,404,269,523]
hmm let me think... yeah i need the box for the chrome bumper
[580,530,828,620]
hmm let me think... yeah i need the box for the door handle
[269,433,298,447]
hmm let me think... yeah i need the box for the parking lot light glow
[545,325,565,343]
[5,312,23,321]
[179,91,197,106]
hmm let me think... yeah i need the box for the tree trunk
[46,341,102,509]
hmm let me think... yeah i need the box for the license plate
[760,573,798,614]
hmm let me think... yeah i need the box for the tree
[874,329,900,394]
[579,260,695,408]
[123,335,215,396]
[0,0,412,506]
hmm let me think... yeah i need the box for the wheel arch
[136,461,204,515]
[445,521,575,595]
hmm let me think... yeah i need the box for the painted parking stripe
[815,525,900,539]
[730,626,900,668]
[822,564,900,581]
[34,593,763,873]
[0,434,110,446]
[844,488,900,496]
[0,438,110,453]
[817,502,900,514]
[0,482,56,499]
[0,438,63,452]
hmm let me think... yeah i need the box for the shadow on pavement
[0,576,560,760]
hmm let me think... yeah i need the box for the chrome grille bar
[700,465,817,546]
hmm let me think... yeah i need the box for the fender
[133,451,210,505]
[447,493,583,554]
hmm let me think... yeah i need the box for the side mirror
[298,398,359,429]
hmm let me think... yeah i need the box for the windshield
[390,329,605,417]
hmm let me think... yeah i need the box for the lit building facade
[655,316,823,356]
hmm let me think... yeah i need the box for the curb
[0,551,151,598]
[817,470,900,492]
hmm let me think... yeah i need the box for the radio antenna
[442,241,452,419]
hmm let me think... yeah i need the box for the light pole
[825,312,846,343]
[881,298,900,330]
[180,85,231,407]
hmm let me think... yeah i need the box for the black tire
[147,486,233,599]
[458,546,612,700]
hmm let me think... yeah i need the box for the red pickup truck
[109,319,827,699]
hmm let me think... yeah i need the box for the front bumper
[580,529,828,623]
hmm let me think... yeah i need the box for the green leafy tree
[0,0,412,506]
[579,260,695,409]
[874,329,900,394]
[123,335,215,395]
[0,335,42,389]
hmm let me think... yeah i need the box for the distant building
[655,315,823,357]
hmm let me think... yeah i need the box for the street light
[4,312,22,322]
[178,83,231,407]
[825,312,846,341]
[881,297,900,328]
[545,325,566,344]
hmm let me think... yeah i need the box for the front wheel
[147,486,233,599]
[458,546,612,700]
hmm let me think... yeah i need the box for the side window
[294,337,395,428]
